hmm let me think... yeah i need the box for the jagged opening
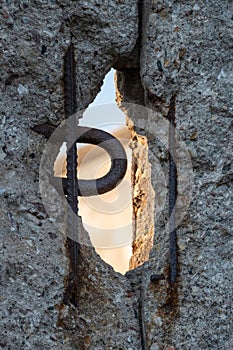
[54,67,154,275]
[78,69,133,275]
[54,69,133,275]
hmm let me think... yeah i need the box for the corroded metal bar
[51,126,127,197]
[168,94,178,284]
[32,123,128,198]
[63,42,79,306]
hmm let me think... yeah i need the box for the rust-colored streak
[150,263,180,341]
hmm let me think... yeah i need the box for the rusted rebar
[168,94,178,284]
[63,42,79,306]
[32,123,128,198]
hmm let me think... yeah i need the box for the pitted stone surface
[1,0,232,349]
[0,1,140,349]
[138,1,232,349]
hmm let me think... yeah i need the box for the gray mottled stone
[138,0,233,349]
[1,0,232,349]
[0,1,140,349]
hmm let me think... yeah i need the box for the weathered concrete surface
[136,0,232,349]
[1,0,232,349]
[116,0,232,349]
[128,119,155,270]
[0,1,141,349]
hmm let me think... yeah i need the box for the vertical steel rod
[63,42,79,306]
[168,95,178,283]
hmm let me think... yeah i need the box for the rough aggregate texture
[117,0,232,349]
[129,122,155,270]
[137,0,232,349]
[1,0,233,349]
[0,0,141,349]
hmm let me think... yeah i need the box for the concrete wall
[1,0,232,349]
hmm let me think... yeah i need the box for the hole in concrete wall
[54,69,133,275]
[54,67,154,275]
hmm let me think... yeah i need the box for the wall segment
[0,0,232,349]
